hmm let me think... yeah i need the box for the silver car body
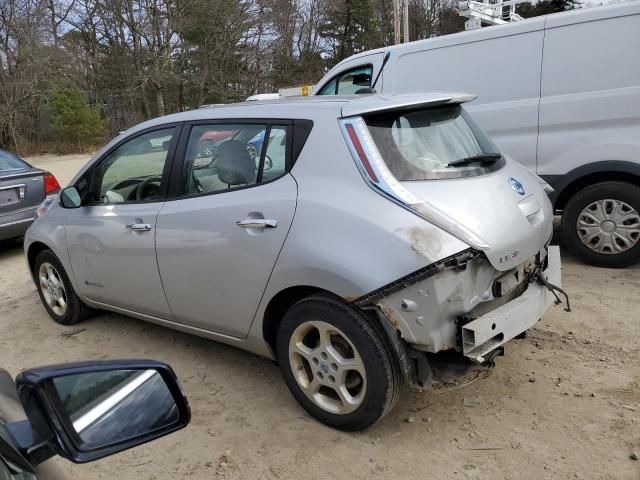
[25,93,560,367]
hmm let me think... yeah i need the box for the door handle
[236,219,277,229]
[126,223,152,232]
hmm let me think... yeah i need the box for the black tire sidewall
[276,295,397,431]
[562,181,640,268]
[34,250,84,325]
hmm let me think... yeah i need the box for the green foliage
[319,0,383,63]
[48,87,106,150]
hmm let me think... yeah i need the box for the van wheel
[276,294,403,431]
[34,250,94,325]
[561,182,640,268]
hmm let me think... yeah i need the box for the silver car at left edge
[24,93,565,430]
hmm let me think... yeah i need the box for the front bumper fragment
[461,246,561,362]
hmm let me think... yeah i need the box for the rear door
[156,121,298,337]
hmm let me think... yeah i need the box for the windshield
[0,151,28,173]
[364,105,503,180]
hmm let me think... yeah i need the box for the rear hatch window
[364,105,504,180]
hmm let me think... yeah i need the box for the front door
[66,127,178,319]
[156,123,297,337]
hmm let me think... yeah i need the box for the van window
[317,65,373,95]
[365,105,503,180]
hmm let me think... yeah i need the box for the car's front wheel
[34,250,94,325]
[276,294,403,431]
[561,181,640,268]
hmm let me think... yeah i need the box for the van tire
[34,250,94,325]
[561,181,640,268]
[276,294,403,431]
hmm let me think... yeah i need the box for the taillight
[339,116,490,250]
[44,172,60,195]
[344,123,378,183]
[339,116,424,206]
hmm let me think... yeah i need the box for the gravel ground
[0,154,638,480]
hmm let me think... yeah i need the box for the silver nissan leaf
[25,93,564,430]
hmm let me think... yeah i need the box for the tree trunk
[156,86,165,117]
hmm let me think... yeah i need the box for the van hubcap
[39,262,67,316]
[288,321,366,415]
[577,199,640,254]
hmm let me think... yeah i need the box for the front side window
[317,65,373,95]
[182,124,288,196]
[365,105,503,180]
[91,128,175,204]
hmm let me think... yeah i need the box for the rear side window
[181,124,289,196]
[364,105,502,180]
[317,65,373,95]
[0,151,27,172]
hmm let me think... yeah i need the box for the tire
[561,181,640,268]
[276,294,403,431]
[199,140,215,157]
[34,250,94,325]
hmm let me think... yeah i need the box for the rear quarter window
[0,151,28,172]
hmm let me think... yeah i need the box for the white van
[313,2,640,268]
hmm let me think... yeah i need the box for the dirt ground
[1,154,639,480]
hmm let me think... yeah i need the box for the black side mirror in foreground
[59,186,82,209]
[8,360,190,465]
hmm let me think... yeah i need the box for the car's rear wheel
[561,181,640,268]
[276,294,403,431]
[34,250,93,325]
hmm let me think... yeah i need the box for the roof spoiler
[341,93,477,117]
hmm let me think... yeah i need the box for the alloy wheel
[288,320,367,415]
[39,262,68,316]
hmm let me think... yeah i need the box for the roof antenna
[355,51,391,94]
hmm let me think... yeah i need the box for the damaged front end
[355,245,564,389]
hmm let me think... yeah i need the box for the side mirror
[59,187,82,209]
[13,360,190,464]
[352,73,372,86]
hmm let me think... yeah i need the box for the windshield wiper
[447,153,501,168]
